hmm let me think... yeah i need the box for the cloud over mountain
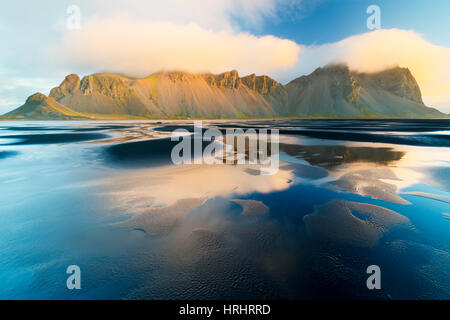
[51,16,301,78]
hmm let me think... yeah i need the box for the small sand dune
[327,167,410,204]
[283,162,329,180]
[231,199,270,215]
[303,199,412,247]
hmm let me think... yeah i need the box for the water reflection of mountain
[280,144,405,168]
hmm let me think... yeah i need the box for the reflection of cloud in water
[280,135,449,195]
[118,198,206,235]
[277,141,445,203]
[304,199,412,247]
[327,168,410,204]
[425,166,450,192]
[103,164,293,208]
[282,163,328,180]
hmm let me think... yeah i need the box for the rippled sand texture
[304,199,412,247]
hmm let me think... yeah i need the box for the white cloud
[50,16,301,78]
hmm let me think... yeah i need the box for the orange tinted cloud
[51,16,300,78]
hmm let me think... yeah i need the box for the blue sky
[253,0,450,47]
[1,0,449,113]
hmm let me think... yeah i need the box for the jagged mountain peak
[358,66,424,104]
[49,74,81,100]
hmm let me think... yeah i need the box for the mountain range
[2,64,445,120]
